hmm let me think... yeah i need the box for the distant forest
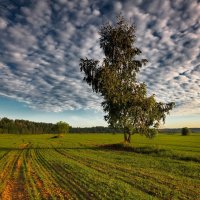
[0,117,199,134]
[0,117,121,134]
[72,128,200,134]
[0,117,55,134]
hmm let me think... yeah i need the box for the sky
[0,0,199,128]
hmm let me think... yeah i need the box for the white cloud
[0,0,199,118]
[0,17,7,29]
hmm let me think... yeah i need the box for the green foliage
[181,127,191,136]
[54,121,70,134]
[80,16,175,142]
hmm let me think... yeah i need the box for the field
[0,133,199,200]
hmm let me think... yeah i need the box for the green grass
[0,133,199,199]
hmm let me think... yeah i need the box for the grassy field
[0,133,199,200]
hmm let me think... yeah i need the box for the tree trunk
[127,132,131,143]
[124,132,127,142]
[124,129,131,143]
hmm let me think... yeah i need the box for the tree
[80,16,175,143]
[54,121,70,134]
[181,127,191,136]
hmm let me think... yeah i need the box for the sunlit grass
[0,133,199,199]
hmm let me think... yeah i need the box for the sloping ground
[0,134,199,199]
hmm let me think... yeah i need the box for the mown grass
[0,133,199,199]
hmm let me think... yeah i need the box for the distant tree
[54,121,70,134]
[80,15,175,143]
[181,127,191,136]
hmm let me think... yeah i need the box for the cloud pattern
[0,0,199,116]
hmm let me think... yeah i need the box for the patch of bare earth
[19,143,29,149]
[1,181,12,200]
[1,151,29,200]
[30,164,71,199]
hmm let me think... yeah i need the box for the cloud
[123,0,200,116]
[0,0,104,112]
[0,0,199,117]
[0,17,7,29]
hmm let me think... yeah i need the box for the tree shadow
[97,143,200,163]
[98,143,168,154]
[0,142,199,163]
[0,147,92,151]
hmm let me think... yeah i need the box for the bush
[54,121,70,134]
[181,127,191,136]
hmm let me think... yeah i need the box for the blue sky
[0,0,199,128]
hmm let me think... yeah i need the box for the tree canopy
[54,121,70,134]
[80,16,175,143]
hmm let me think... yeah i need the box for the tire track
[55,148,200,200]
[0,151,20,189]
[33,149,73,200]
[35,148,95,199]
[1,149,29,200]
[50,148,148,200]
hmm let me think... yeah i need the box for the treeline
[0,117,122,134]
[71,128,200,134]
[70,126,123,133]
[159,128,200,133]
[0,117,55,134]
[0,117,199,134]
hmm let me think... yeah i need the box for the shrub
[54,121,70,134]
[181,127,191,136]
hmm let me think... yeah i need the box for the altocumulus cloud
[0,0,199,116]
